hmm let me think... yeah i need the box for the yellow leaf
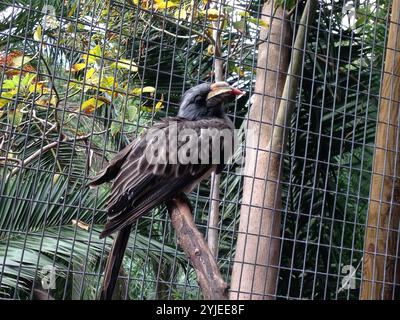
[12,55,33,68]
[35,99,50,107]
[80,97,105,113]
[259,20,269,28]
[71,63,86,72]
[53,173,60,184]
[85,67,96,81]
[141,106,153,113]
[201,8,222,21]
[82,54,97,64]
[50,95,58,107]
[100,76,117,89]
[141,95,163,113]
[29,81,49,94]
[153,0,178,9]
[132,88,141,95]
[89,44,102,58]
[34,25,42,41]
[207,45,215,56]
[155,94,164,110]
[174,9,187,20]
[0,90,16,108]
[111,59,138,72]
[72,219,90,231]
[238,11,250,18]
[143,86,156,93]
[76,46,101,67]
[68,3,77,17]
[21,73,36,88]
[132,86,156,95]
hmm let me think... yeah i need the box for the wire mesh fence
[0,0,399,300]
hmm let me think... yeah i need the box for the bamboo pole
[361,1,400,300]
[230,0,316,300]
[229,2,291,300]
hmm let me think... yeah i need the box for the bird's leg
[169,192,192,211]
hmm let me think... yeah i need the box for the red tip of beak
[231,88,245,96]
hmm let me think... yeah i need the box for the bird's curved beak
[206,82,245,101]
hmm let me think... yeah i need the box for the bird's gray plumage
[89,83,235,238]
[92,81,241,300]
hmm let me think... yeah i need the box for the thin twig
[0,157,22,165]
[139,7,214,44]
[140,16,199,39]
[207,0,224,258]
[8,130,108,176]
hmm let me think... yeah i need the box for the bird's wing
[87,140,139,187]
[99,117,234,238]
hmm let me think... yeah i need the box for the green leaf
[2,79,16,90]
[8,107,23,126]
[21,73,36,88]
[248,17,269,28]
[110,121,121,136]
[355,15,367,29]
[127,105,138,122]
[233,20,246,32]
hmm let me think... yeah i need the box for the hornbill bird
[88,81,244,300]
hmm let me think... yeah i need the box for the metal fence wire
[0,0,399,300]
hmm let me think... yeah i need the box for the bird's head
[177,82,244,120]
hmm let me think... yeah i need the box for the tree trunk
[229,2,291,300]
[361,0,400,300]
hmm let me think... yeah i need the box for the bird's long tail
[100,225,131,300]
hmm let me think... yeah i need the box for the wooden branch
[361,1,400,300]
[167,193,228,300]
